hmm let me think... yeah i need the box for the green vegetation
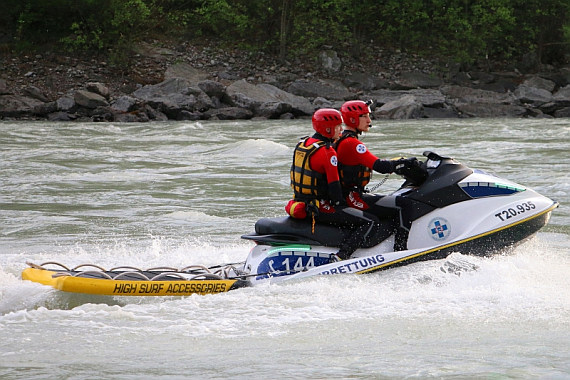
[1,0,568,68]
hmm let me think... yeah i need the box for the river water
[0,118,568,379]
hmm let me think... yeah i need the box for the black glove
[305,202,320,217]
[393,157,419,175]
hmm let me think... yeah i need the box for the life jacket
[290,137,329,201]
[335,131,371,194]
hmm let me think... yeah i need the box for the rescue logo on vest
[356,144,367,154]
[429,218,450,241]
[330,156,338,166]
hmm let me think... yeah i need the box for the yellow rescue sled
[22,262,249,296]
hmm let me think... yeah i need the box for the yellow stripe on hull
[22,268,242,296]
[356,202,558,275]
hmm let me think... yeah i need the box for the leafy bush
[1,0,567,67]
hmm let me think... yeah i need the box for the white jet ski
[239,151,558,285]
[23,152,558,296]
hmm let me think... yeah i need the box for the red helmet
[341,100,371,128]
[312,108,342,138]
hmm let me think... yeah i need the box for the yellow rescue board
[22,268,246,296]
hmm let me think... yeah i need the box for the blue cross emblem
[429,218,450,240]
[431,220,447,237]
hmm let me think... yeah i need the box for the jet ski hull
[241,202,557,285]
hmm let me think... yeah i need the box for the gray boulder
[74,90,109,109]
[522,76,556,92]
[133,78,214,117]
[144,105,168,121]
[111,96,138,113]
[255,102,293,119]
[86,82,110,99]
[287,79,352,100]
[423,105,460,119]
[440,85,516,105]
[475,80,517,93]
[375,95,424,119]
[134,78,207,100]
[176,110,201,121]
[226,80,313,117]
[23,86,49,102]
[113,113,141,122]
[370,89,445,108]
[56,96,76,112]
[90,106,114,122]
[514,85,552,106]
[392,71,444,89]
[438,85,528,117]
[470,71,496,84]
[158,94,206,119]
[198,80,227,99]
[313,97,334,108]
[258,83,313,115]
[554,107,570,117]
[553,85,570,107]
[48,111,75,121]
[226,79,270,109]
[33,101,57,116]
[344,72,389,91]
[0,95,44,117]
[203,107,253,120]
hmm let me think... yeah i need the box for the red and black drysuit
[289,133,380,260]
[334,130,409,250]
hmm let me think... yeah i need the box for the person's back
[290,136,339,206]
[286,108,380,260]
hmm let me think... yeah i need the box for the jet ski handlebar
[422,151,454,162]
[397,151,456,187]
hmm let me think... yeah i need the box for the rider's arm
[372,159,395,174]
[327,180,344,204]
[338,138,394,173]
[321,147,344,204]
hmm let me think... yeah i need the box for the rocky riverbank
[1,40,570,122]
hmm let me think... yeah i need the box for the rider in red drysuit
[336,100,418,250]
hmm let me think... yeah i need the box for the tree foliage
[1,0,568,68]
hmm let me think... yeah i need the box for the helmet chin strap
[356,124,372,135]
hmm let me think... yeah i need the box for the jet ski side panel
[407,191,557,250]
[269,202,558,284]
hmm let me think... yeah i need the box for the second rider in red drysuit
[336,100,418,250]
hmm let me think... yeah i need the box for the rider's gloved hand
[394,157,419,175]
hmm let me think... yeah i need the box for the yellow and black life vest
[290,137,329,200]
[335,132,371,194]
